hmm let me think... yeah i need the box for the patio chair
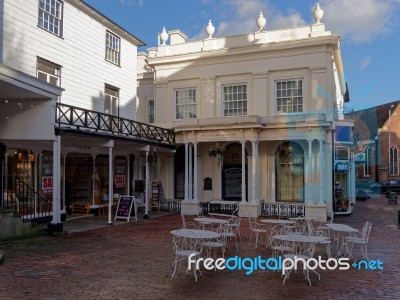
[314,226,332,258]
[171,234,203,282]
[202,225,226,260]
[219,217,240,251]
[346,221,372,261]
[316,211,334,233]
[282,236,320,286]
[269,225,292,259]
[248,215,269,248]
[181,206,203,229]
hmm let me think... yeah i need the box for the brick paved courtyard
[1,194,399,300]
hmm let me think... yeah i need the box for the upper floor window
[105,85,119,116]
[37,57,61,86]
[175,88,197,120]
[148,100,155,123]
[38,0,63,36]
[105,31,120,65]
[223,84,247,117]
[276,79,303,114]
[364,147,371,176]
[389,146,398,176]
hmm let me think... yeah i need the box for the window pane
[175,88,197,120]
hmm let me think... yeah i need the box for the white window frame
[222,84,247,117]
[363,147,371,176]
[105,85,119,116]
[37,58,61,86]
[105,31,120,65]
[276,79,303,114]
[38,0,63,36]
[389,146,399,176]
[174,88,197,120]
[148,100,154,123]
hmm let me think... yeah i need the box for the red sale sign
[114,175,125,188]
[42,176,53,194]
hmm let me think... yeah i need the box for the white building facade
[0,0,174,234]
[138,8,355,219]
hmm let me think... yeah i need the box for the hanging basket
[209,143,223,162]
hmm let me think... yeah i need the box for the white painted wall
[1,0,138,120]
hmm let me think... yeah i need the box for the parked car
[381,180,400,194]
[356,179,382,194]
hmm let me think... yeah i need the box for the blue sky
[85,0,400,111]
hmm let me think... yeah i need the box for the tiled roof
[351,100,400,140]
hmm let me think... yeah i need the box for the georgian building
[0,0,174,235]
[137,7,355,219]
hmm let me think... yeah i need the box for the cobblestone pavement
[1,195,399,300]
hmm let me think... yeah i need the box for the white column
[307,139,312,203]
[107,143,114,225]
[144,146,150,218]
[319,140,325,202]
[184,143,189,202]
[188,143,193,201]
[241,141,246,204]
[51,135,61,224]
[251,141,259,204]
[193,142,198,203]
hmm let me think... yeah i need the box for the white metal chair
[202,225,226,260]
[346,221,372,261]
[269,225,292,259]
[219,217,240,251]
[248,215,269,248]
[181,206,203,229]
[282,236,320,286]
[171,234,203,282]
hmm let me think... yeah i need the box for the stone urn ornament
[205,20,215,39]
[256,11,266,31]
[313,3,324,24]
[160,27,169,45]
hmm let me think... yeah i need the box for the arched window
[275,142,304,202]
[364,147,371,176]
[389,146,398,176]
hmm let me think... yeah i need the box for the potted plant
[148,148,161,179]
[209,142,223,163]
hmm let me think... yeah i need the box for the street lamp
[388,104,394,176]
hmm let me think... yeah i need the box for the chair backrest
[327,211,334,224]
[305,219,314,235]
[361,221,372,242]
[172,234,200,253]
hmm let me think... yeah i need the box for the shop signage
[335,163,349,171]
[114,175,126,188]
[354,153,366,163]
[42,176,53,194]
[114,195,134,222]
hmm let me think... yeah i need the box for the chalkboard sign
[114,195,135,222]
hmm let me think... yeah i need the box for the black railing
[2,176,52,226]
[56,102,175,145]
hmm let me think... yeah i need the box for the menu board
[114,195,134,222]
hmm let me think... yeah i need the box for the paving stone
[0,195,399,299]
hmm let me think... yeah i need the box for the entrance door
[222,143,247,201]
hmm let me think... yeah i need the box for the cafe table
[170,228,220,239]
[326,223,358,257]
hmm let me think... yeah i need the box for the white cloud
[118,0,143,6]
[320,0,400,43]
[360,56,372,71]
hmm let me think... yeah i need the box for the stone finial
[205,20,215,39]
[160,27,169,45]
[256,11,266,31]
[313,3,324,24]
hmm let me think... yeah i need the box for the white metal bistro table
[170,229,220,239]
[194,217,229,230]
[326,223,358,257]
[273,234,327,244]
[261,219,296,225]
